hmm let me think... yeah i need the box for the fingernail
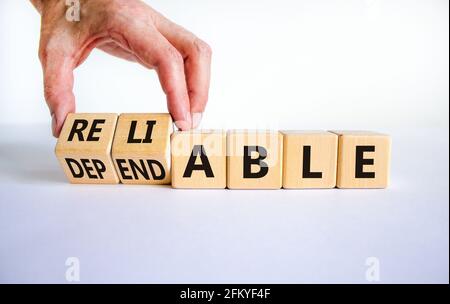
[51,113,57,137]
[191,112,203,129]
[174,120,191,131]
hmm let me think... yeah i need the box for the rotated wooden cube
[55,113,120,184]
[227,130,283,189]
[171,130,227,189]
[112,113,172,184]
[282,131,338,189]
[333,131,391,188]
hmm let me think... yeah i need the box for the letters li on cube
[55,114,391,189]
[112,113,172,185]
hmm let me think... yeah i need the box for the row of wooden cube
[55,113,391,189]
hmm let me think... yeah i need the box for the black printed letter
[86,119,105,141]
[67,120,88,141]
[243,146,268,178]
[127,120,156,144]
[302,146,322,178]
[183,145,214,178]
[355,146,375,178]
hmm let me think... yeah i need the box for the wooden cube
[171,130,227,189]
[282,131,338,189]
[333,131,391,188]
[55,113,120,184]
[227,130,283,189]
[112,113,172,184]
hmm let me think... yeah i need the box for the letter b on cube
[227,130,283,189]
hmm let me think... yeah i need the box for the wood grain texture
[55,113,119,184]
[112,113,172,184]
[227,130,283,189]
[171,130,227,189]
[333,131,391,188]
[282,131,338,189]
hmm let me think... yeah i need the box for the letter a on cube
[227,130,283,189]
[55,113,120,184]
[333,131,391,188]
[171,130,227,189]
[112,113,172,184]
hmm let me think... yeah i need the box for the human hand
[31,0,212,137]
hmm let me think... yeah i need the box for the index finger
[151,12,212,128]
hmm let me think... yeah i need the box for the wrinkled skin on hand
[31,0,212,136]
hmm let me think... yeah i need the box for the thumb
[41,51,76,137]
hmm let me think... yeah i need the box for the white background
[0,0,448,130]
[0,0,448,284]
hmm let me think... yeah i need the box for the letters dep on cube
[56,113,391,189]
[55,113,119,184]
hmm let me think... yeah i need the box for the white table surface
[0,124,448,283]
